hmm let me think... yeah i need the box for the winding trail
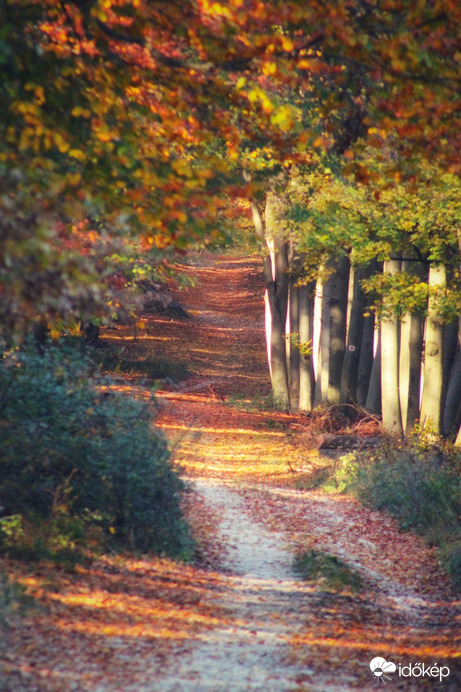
[149,254,460,691]
[2,254,459,692]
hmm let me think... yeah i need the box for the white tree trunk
[381,258,403,435]
[420,264,446,434]
[298,282,316,411]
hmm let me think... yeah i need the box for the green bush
[0,342,193,561]
[333,438,461,589]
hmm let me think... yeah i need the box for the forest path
[149,254,459,691]
[2,254,459,692]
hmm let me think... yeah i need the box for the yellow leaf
[262,61,277,76]
[69,149,85,160]
[262,98,274,114]
[96,130,113,142]
[67,172,81,185]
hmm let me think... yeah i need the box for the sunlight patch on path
[132,479,343,692]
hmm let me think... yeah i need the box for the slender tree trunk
[381,258,403,435]
[400,312,423,435]
[365,327,382,414]
[298,282,316,411]
[288,279,300,410]
[328,254,350,404]
[315,270,330,404]
[442,319,458,414]
[248,187,291,410]
[399,260,425,435]
[420,264,446,433]
[357,309,375,407]
[340,266,367,403]
[443,327,461,436]
[314,256,350,404]
[265,192,290,409]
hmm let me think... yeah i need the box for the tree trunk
[315,270,330,405]
[420,264,446,433]
[356,308,376,407]
[328,254,350,404]
[340,266,367,403]
[288,279,300,410]
[399,312,423,435]
[250,190,290,410]
[298,282,316,411]
[381,258,403,435]
[315,256,350,405]
[442,319,458,414]
[398,260,425,435]
[365,327,382,414]
[443,329,461,436]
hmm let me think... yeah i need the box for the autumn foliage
[1,0,460,336]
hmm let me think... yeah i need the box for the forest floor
[1,253,460,691]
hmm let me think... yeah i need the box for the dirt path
[150,254,460,690]
[2,254,460,692]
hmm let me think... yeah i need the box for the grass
[329,437,461,590]
[293,549,363,593]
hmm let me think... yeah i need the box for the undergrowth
[331,433,461,590]
[0,342,194,572]
[93,341,191,383]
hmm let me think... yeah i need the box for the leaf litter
[1,253,460,691]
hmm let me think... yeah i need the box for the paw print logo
[370,657,397,684]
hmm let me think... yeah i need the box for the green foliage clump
[293,549,363,593]
[332,437,461,589]
[0,343,193,563]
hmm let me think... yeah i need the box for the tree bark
[356,308,376,407]
[442,318,458,414]
[399,312,423,435]
[314,256,350,405]
[381,258,403,435]
[365,327,381,414]
[340,266,367,403]
[315,270,330,405]
[250,190,290,410]
[443,328,461,436]
[328,254,350,404]
[298,282,316,411]
[420,264,446,433]
[398,260,425,435]
[288,279,300,410]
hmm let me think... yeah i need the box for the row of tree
[250,163,461,441]
[1,1,460,438]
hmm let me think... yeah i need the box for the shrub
[332,437,461,589]
[0,342,193,561]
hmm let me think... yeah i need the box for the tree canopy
[1,0,460,338]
